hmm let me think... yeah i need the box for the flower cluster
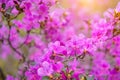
[0,0,120,80]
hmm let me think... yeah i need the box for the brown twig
[0,68,5,80]
[7,20,25,62]
[16,30,30,49]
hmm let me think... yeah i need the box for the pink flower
[115,2,120,12]
[37,61,53,76]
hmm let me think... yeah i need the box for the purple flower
[6,75,18,80]
[37,61,53,76]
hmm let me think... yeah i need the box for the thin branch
[0,68,5,80]
[10,12,22,20]
[16,31,30,49]
[7,20,25,62]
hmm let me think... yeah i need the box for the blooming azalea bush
[0,0,120,80]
